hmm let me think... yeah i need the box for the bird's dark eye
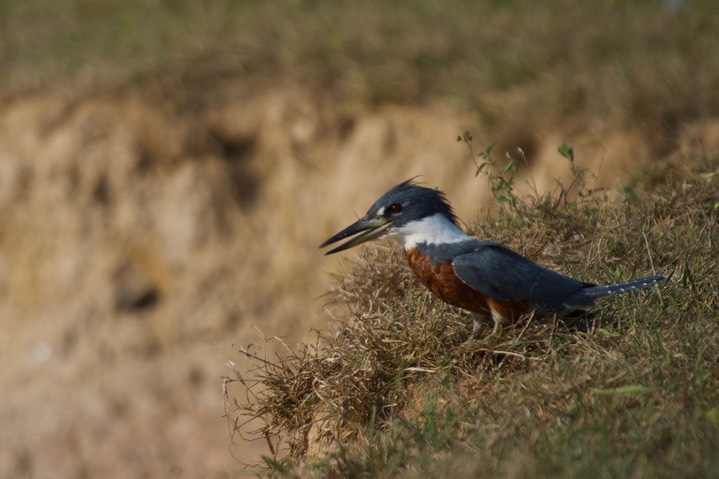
[386,203,403,216]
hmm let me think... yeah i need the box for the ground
[0,1,718,478]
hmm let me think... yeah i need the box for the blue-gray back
[418,240,590,313]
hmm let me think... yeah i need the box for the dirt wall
[1,87,713,478]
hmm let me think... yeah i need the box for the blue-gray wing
[451,242,588,312]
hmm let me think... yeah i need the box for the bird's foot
[458,315,500,349]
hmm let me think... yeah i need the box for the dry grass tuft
[225,150,719,477]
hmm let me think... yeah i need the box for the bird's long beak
[319,216,391,255]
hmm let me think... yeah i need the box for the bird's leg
[471,312,493,337]
[461,310,509,348]
[460,312,492,346]
[490,308,507,336]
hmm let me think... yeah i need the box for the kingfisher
[319,179,665,339]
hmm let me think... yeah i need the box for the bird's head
[319,178,458,255]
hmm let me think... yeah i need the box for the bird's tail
[566,274,666,307]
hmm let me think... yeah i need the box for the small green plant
[262,456,293,477]
[459,132,601,217]
[457,131,521,212]
[557,142,598,210]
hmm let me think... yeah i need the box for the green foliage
[458,131,521,212]
[262,456,293,476]
[459,132,599,217]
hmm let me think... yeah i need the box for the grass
[3,1,719,156]
[5,1,718,476]
[225,146,719,478]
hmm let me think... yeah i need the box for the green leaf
[457,130,473,143]
[706,407,719,425]
[479,142,495,160]
[558,143,574,162]
[590,385,655,395]
[262,455,292,475]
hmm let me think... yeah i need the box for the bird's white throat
[387,214,470,249]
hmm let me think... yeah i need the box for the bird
[319,178,665,340]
